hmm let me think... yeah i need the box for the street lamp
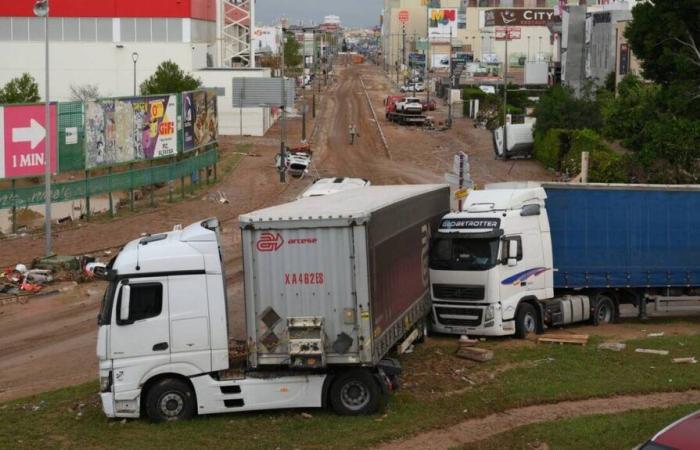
[34,0,52,256]
[131,52,139,96]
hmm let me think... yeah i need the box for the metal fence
[0,148,219,210]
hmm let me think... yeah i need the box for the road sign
[399,10,409,23]
[0,104,57,179]
[455,188,469,200]
[496,27,522,40]
[452,152,469,175]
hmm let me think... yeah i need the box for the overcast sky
[256,0,381,28]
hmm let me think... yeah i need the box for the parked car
[640,409,700,449]
[400,82,425,93]
[422,99,437,111]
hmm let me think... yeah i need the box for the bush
[534,128,627,183]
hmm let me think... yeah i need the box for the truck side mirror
[508,240,518,267]
[119,285,131,323]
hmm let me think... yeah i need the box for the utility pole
[502,26,509,160]
[447,26,453,129]
[402,24,406,84]
[426,3,431,104]
[279,29,287,183]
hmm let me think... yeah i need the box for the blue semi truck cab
[429,182,700,337]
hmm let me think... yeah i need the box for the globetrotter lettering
[285,272,325,285]
[440,218,501,230]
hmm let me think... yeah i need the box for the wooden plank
[398,329,420,354]
[538,335,589,345]
[635,348,670,356]
[456,346,494,362]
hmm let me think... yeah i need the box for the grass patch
[460,402,700,450]
[1,331,699,449]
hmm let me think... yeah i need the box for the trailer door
[249,226,358,359]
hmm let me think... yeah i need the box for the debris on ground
[635,348,670,356]
[672,357,697,364]
[456,346,494,362]
[538,334,589,346]
[32,255,80,272]
[458,335,479,347]
[598,342,627,352]
[647,332,665,337]
[300,412,313,419]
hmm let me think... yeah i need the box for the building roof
[1,0,216,21]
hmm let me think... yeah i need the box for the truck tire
[592,295,615,325]
[415,317,430,344]
[515,303,538,339]
[145,378,196,422]
[330,369,381,415]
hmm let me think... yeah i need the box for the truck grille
[433,284,485,301]
[434,306,483,327]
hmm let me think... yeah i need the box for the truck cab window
[117,283,163,325]
[430,237,500,271]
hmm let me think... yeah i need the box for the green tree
[0,73,40,104]
[533,84,603,135]
[284,33,303,72]
[602,74,660,149]
[140,60,201,96]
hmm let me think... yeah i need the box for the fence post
[108,166,114,217]
[85,170,91,222]
[150,160,155,208]
[180,154,186,200]
[129,163,135,212]
[11,179,16,234]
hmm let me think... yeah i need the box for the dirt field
[0,62,656,405]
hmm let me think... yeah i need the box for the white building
[0,0,273,136]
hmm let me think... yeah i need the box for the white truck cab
[97,219,330,421]
[429,184,553,337]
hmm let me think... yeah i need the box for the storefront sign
[484,9,560,27]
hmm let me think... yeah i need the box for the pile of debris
[0,254,108,298]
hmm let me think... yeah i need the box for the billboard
[432,54,450,69]
[429,8,458,43]
[232,78,295,107]
[183,90,219,152]
[85,95,178,169]
[0,104,57,179]
[484,9,560,27]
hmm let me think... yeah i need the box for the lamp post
[34,0,52,256]
[131,52,139,96]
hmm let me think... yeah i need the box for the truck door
[109,278,170,392]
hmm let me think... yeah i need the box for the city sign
[484,9,560,27]
[0,104,57,179]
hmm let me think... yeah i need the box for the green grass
[1,331,699,449]
[459,402,700,450]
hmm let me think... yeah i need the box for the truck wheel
[415,318,430,343]
[515,303,538,339]
[330,370,381,415]
[145,378,196,422]
[592,295,615,325]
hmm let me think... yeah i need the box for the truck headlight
[100,371,112,393]
[484,305,495,322]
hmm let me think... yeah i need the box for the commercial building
[0,0,273,136]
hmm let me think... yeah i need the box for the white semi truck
[429,182,700,337]
[97,185,449,421]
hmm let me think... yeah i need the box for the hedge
[534,128,627,183]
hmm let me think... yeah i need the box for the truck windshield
[97,280,117,326]
[430,237,500,271]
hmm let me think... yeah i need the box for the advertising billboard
[183,90,218,152]
[484,9,560,27]
[0,104,57,179]
[429,8,457,43]
[85,95,178,169]
[432,54,450,69]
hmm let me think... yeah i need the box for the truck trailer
[429,182,700,337]
[97,185,449,421]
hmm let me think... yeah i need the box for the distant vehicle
[400,82,425,93]
[385,95,427,125]
[276,145,313,178]
[493,118,535,159]
[422,99,437,111]
[641,409,700,449]
[440,56,450,65]
[299,177,371,198]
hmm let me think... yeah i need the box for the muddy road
[0,63,549,402]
